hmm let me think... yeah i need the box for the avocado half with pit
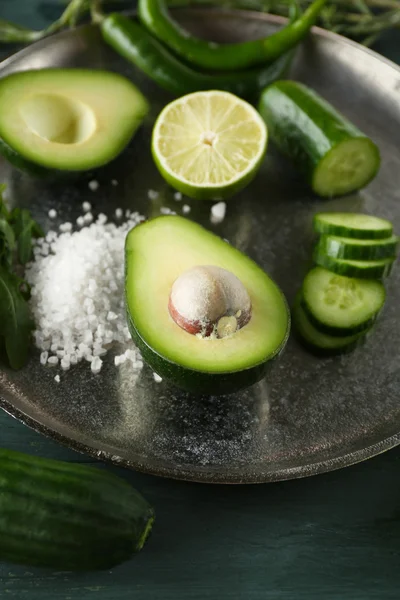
[125,216,290,396]
[0,69,149,176]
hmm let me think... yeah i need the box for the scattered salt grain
[97,213,107,225]
[124,349,137,362]
[210,202,226,224]
[125,209,131,218]
[160,207,176,215]
[54,374,60,383]
[61,357,70,371]
[115,208,123,219]
[153,373,162,383]
[82,201,92,212]
[93,347,107,357]
[174,192,182,201]
[40,351,48,365]
[111,179,118,186]
[148,189,159,200]
[46,231,57,242]
[91,356,103,374]
[83,212,93,224]
[88,180,99,192]
[182,204,191,215]
[76,216,85,227]
[48,209,57,219]
[47,356,59,366]
[59,222,72,233]
[114,354,126,367]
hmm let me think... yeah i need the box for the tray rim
[1,8,400,484]
[2,396,400,484]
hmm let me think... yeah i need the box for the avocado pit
[168,265,251,338]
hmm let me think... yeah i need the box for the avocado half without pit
[125,216,290,395]
[0,69,149,176]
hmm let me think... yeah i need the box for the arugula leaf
[0,266,33,369]
[0,184,10,219]
[0,218,15,268]
[0,220,14,250]
[10,208,44,264]
[0,185,42,369]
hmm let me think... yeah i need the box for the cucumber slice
[317,234,399,261]
[313,138,380,198]
[292,299,368,356]
[258,81,380,197]
[302,267,385,335]
[313,212,393,240]
[314,251,395,279]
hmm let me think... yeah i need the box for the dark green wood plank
[0,410,97,461]
[1,424,400,599]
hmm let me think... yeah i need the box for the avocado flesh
[125,216,290,388]
[0,69,149,172]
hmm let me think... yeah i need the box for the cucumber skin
[0,448,155,571]
[258,81,380,196]
[127,311,290,396]
[313,213,393,240]
[292,301,369,356]
[314,251,395,279]
[292,296,370,355]
[300,295,380,337]
[317,235,399,261]
[294,330,367,357]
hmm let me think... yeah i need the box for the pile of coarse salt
[25,207,145,377]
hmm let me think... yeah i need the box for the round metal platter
[0,9,399,483]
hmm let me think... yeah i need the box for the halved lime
[152,91,268,201]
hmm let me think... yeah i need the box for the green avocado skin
[0,137,52,178]
[126,311,290,397]
[0,137,85,181]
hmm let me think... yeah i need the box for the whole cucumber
[0,448,154,571]
[258,80,380,197]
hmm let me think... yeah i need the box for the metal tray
[1,9,399,483]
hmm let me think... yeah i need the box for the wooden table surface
[1,2,400,599]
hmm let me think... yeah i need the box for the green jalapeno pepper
[138,0,326,72]
[101,14,294,99]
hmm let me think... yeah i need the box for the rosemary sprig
[0,0,399,46]
[0,0,90,44]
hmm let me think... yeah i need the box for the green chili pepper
[101,14,294,99]
[138,0,326,72]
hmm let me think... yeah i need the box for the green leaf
[31,221,45,239]
[0,219,15,251]
[10,208,44,265]
[0,219,15,268]
[0,184,10,219]
[0,266,33,369]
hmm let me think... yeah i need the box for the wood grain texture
[1,2,400,598]
[2,409,400,600]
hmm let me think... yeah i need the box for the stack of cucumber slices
[293,212,399,355]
